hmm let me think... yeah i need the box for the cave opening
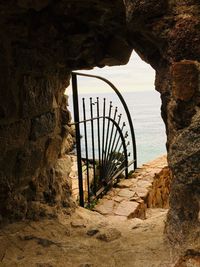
[67,51,166,167]
[0,2,200,263]
[66,51,168,208]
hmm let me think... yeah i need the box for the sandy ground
[0,207,183,267]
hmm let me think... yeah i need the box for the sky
[67,52,155,94]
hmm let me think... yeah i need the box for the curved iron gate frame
[71,116,134,205]
[71,72,137,207]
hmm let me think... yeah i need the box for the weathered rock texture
[70,156,171,210]
[0,208,177,267]
[147,166,171,209]
[0,0,130,221]
[0,0,200,246]
[125,0,200,245]
[93,155,170,220]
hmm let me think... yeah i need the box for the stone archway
[0,0,199,246]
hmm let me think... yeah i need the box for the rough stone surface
[0,207,184,267]
[166,110,200,245]
[172,61,199,101]
[116,179,135,188]
[0,0,130,221]
[0,0,200,247]
[96,228,121,242]
[174,250,200,267]
[93,156,169,221]
[93,200,115,216]
[147,166,172,208]
[114,201,140,218]
[124,0,200,245]
[118,189,136,198]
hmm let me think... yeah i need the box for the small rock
[132,224,141,230]
[37,238,59,248]
[96,228,121,242]
[87,229,99,236]
[71,220,86,228]
[116,179,134,188]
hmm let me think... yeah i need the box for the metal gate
[71,72,137,207]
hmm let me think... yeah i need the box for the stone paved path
[93,155,169,220]
[1,155,199,267]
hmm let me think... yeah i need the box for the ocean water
[68,90,166,167]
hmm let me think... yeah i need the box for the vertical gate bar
[106,107,118,160]
[103,101,112,173]
[82,98,90,204]
[106,143,123,179]
[106,114,122,164]
[105,122,126,180]
[124,144,129,178]
[102,117,129,181]
[96,97,101,181]
[104,107,118,177]
[90,97,96,195]
[101,98,106,180]
[107,133,128,179]
[109,157,127,179]
[71,73,84,207]
[71,71,137,205]
[72,72,137,170]
[108,122,125,164]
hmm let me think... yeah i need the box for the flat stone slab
[114,201,139,218]
[118,189,136,199]
[136,180,152,188]
[132,187,149,199]
[93,200,115,215]
[74,155,168,223]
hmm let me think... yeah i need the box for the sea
[68,90,166,167]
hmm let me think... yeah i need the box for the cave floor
[0,207,182,267]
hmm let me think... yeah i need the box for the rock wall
[0,65,75,219]
[125,0,200,245]
[0,1,130,221]
[147,166,171,209]
[0,0,199,246]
